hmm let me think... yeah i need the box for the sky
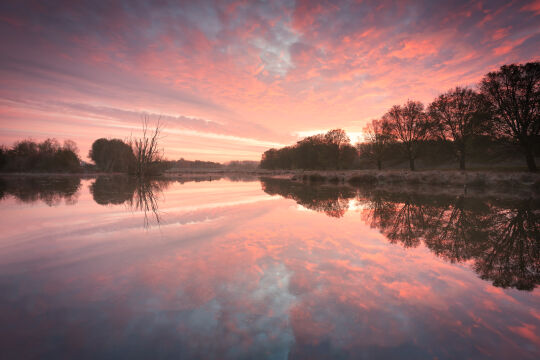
[0,0,539,162]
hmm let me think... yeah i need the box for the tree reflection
[261,178,356,218]
[90,176,171,227]
[475,199,539,291]
[363,191,539,291]
[90,176,137,205]
[0,176,81,205]
[263,179,539,291]
[422,196,491,263]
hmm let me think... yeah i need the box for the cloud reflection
[0,177,538,358]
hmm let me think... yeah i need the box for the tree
[0,146,6,170]
[294,134,326,169]
[259,129,357,170]
[428,87,491,170]
[260,148,278,169]
[480,62,540,172]
[89,138,135,173]
[360,118,392,170]
[324,129,351,169]
[383,100,429,171]
[0,138,80,173]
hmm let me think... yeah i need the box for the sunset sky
[1,0,539,162]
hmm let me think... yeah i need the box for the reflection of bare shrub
[90,176,171,228]
[128,180,170,227]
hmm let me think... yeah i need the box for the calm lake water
[0,176,538,359]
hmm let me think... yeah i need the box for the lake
[0,175,538,359]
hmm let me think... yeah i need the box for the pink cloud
[0,1,539,161]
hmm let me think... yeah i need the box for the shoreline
[1,169,539,192]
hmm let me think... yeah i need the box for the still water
[0,176,538,359]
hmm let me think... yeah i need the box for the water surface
[0,176,538,359]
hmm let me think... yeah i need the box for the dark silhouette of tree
[428,87,491,170]
[293,135,326,169]
[383,100,429,171]
[0,139,80,173]
[324,129,351,169]
[480,62,540,172]
[0,146,7,170]
[359,119,393,170]
[260,129,357,170]
[89,138,135,173]
[170,158,223,169]
[260,148,278,169]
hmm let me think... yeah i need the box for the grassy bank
[261,169,540,193]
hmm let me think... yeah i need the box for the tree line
[161,159,259,171]
[0,116,260,175]
[260,129,358,170]
[0,118,166,176]
[262,62,540,172]
[0,139,81,173]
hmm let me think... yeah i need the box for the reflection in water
[261,178,540,291]
[91,176,171,227]
[0,177,538,359]
[90,176,138,205]
[262,178,356,217]
[0,176,80,205]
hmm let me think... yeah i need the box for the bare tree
[383,100,428,171]
[428,87,491,170]
[361,118,392,170]
[323,129,356,169]
[480,62,540,172]
[130,115,164,177]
